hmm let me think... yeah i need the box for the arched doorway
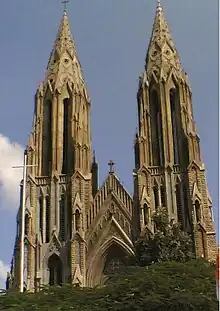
[48,254,62,286]
[87,237,135,287]
[100,243,129,286]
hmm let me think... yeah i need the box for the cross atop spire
[157,0,161,9]
[108,160,115,173]
[62,0,70,12]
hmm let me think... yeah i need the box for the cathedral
[7,2,216,292]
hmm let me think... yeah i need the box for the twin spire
[43,1,182,92]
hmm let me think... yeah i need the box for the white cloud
[0,134,24,211]
[0,260,10,290]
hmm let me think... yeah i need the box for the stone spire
[44,10,87,95]
[145,1,182,81]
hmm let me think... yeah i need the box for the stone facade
[7,3,216,292]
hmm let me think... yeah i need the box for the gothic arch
[48,254,63,286]
[87,236,134,288]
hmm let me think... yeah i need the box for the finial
[108,160,115,174]
[62,0,70,13]
[156,0,162,12]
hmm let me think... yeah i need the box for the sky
[0,0,218,289]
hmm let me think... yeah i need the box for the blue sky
[0,0,218,288]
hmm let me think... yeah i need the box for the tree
[135,207,195,266]
[0,260,217,311]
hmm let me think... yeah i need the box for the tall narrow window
[46,196,50,243]
[75,210,80,231]
[143,204,149,225]
[62,98,69,174]
[195,200,201,222]
[25,214,29,236]
[160,185,166,207]
[153,186,159,209]
[42,100,52,175]
[149,90,164,166]
[48,254,62,286]
[176,183,183,228]
[86,214,89,229]
[39,197,43,236]
[170,89,180,164]
[60,195,65,241]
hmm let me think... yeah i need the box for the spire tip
[156,0,163,12]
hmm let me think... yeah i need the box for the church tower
[133,2,216,260]
[9,8,134,292]
[10,9,93,291]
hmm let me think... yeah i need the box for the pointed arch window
[149,89,164,166]
[86,214,89,229]
[62,98,70,174]
[195,200,201,223]
[42,99,52,176]
[160,185,166,207]
[170,88,180,164]
[153,186,159,209]
[45,196,50,243]
[143,203,149,225]
[60,194,65,241]
[48,254,62,286]
[75,209,81,231]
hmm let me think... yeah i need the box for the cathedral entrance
[101,244,127,285]
[48,254,63,286]
[87,237,135,287]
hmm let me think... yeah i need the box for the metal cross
[12,149,37,293]
[62,0,70,10]
[108,160,115,173]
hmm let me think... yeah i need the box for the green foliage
[135,207,195,266]
[0,260,217,311]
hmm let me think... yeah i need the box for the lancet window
[170,88,180,164]
[42,99,52,175]
[149,89,164,166]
